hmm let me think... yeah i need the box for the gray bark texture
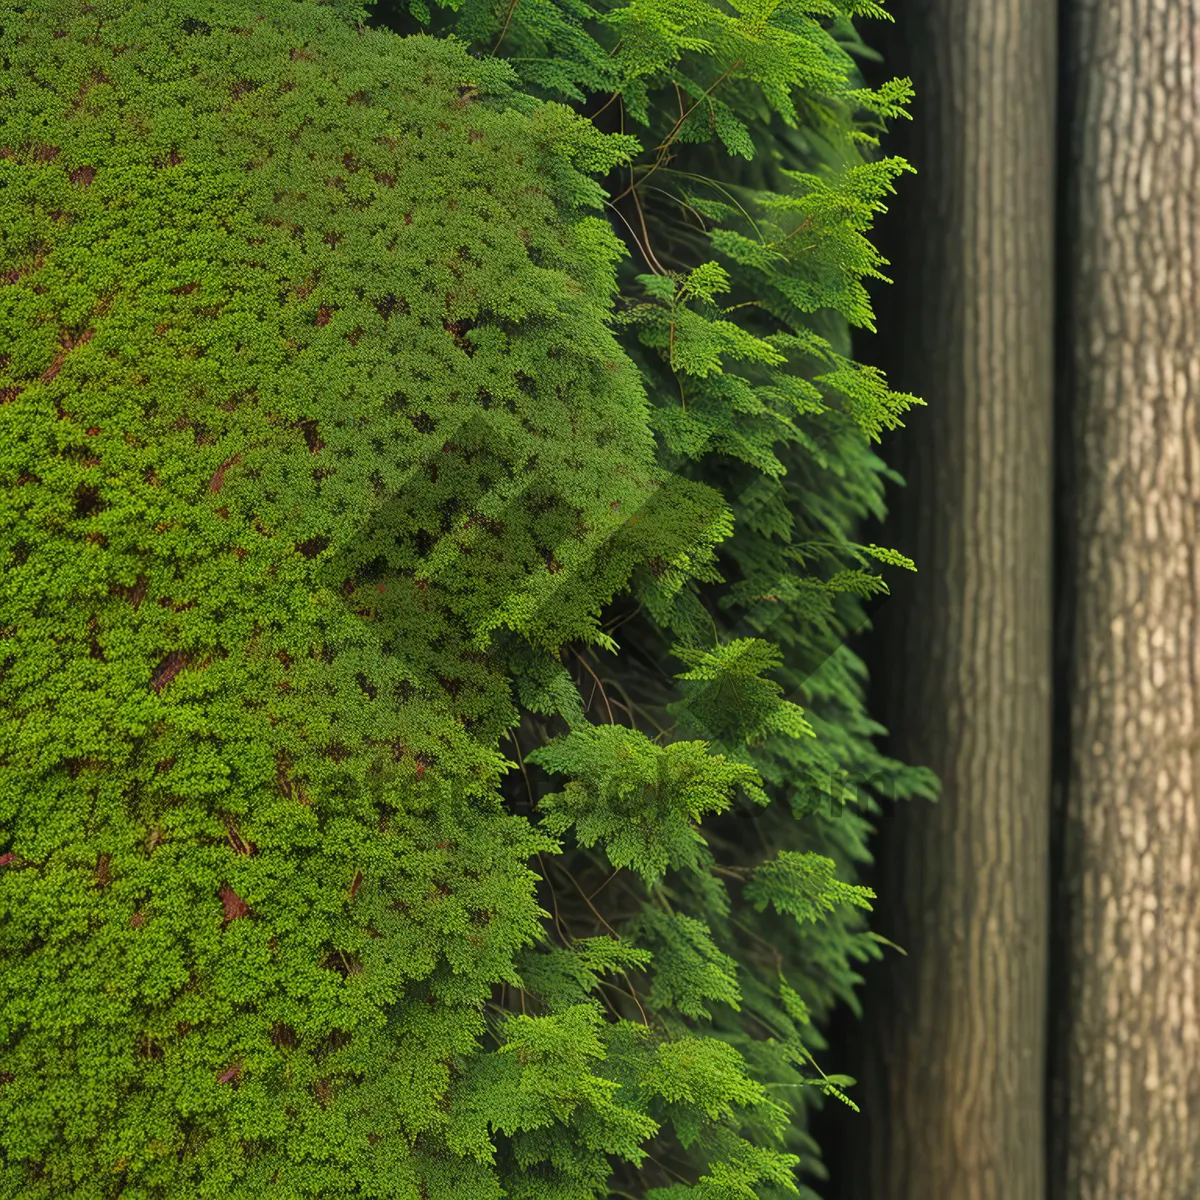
[1052,2,1200,1196]
[845,1,1057,1196]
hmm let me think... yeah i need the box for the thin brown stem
[601,975,650,1026]
[491,0,520,52]
[572,647,616,724]
[611,57,745,206]
[535,850,571,947]
[550,856,621,939]
[629,163,669,275]
[587,868,621,902]
[507,726,537,812]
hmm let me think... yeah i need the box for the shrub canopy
[0,1,936,1197]
[0,5,733,1194]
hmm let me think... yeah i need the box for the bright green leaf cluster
[0,4,732,1194]
[379,0,942,1193]
[0,0,943,1195]
[530,725,764,883]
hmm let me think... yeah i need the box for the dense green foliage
[370,0,940,1194]
[0,0,935,1197]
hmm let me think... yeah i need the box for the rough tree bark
[1051,2,1200,1196]
[841,2,1057,1196]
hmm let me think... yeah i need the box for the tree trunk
[1051,3,1200,1196]
[843,2,1057,1196]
